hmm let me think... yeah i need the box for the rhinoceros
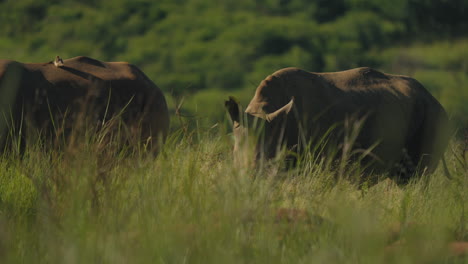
[0,56,169,152]
[226,67,450,182]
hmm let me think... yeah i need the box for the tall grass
[0,126,467,263]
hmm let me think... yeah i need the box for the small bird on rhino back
[54,56,64,67]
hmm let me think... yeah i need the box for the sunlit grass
[0,127,466,263]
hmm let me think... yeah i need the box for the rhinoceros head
[225,96,294,164]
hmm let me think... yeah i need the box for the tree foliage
[1,0,466,92]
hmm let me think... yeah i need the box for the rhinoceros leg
[407,106,450,176]
[391,148,417,184]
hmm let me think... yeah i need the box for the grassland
[0,127,466,263]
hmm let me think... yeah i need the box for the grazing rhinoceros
[0,56,169,152]
[226,67,450,182]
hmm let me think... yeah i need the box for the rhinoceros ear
[266,97,294,122]
[225,96,241,124]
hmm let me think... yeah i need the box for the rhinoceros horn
[225,96,241,126]
[266,97,294,122]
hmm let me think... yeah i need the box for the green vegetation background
[1,0,467,132]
